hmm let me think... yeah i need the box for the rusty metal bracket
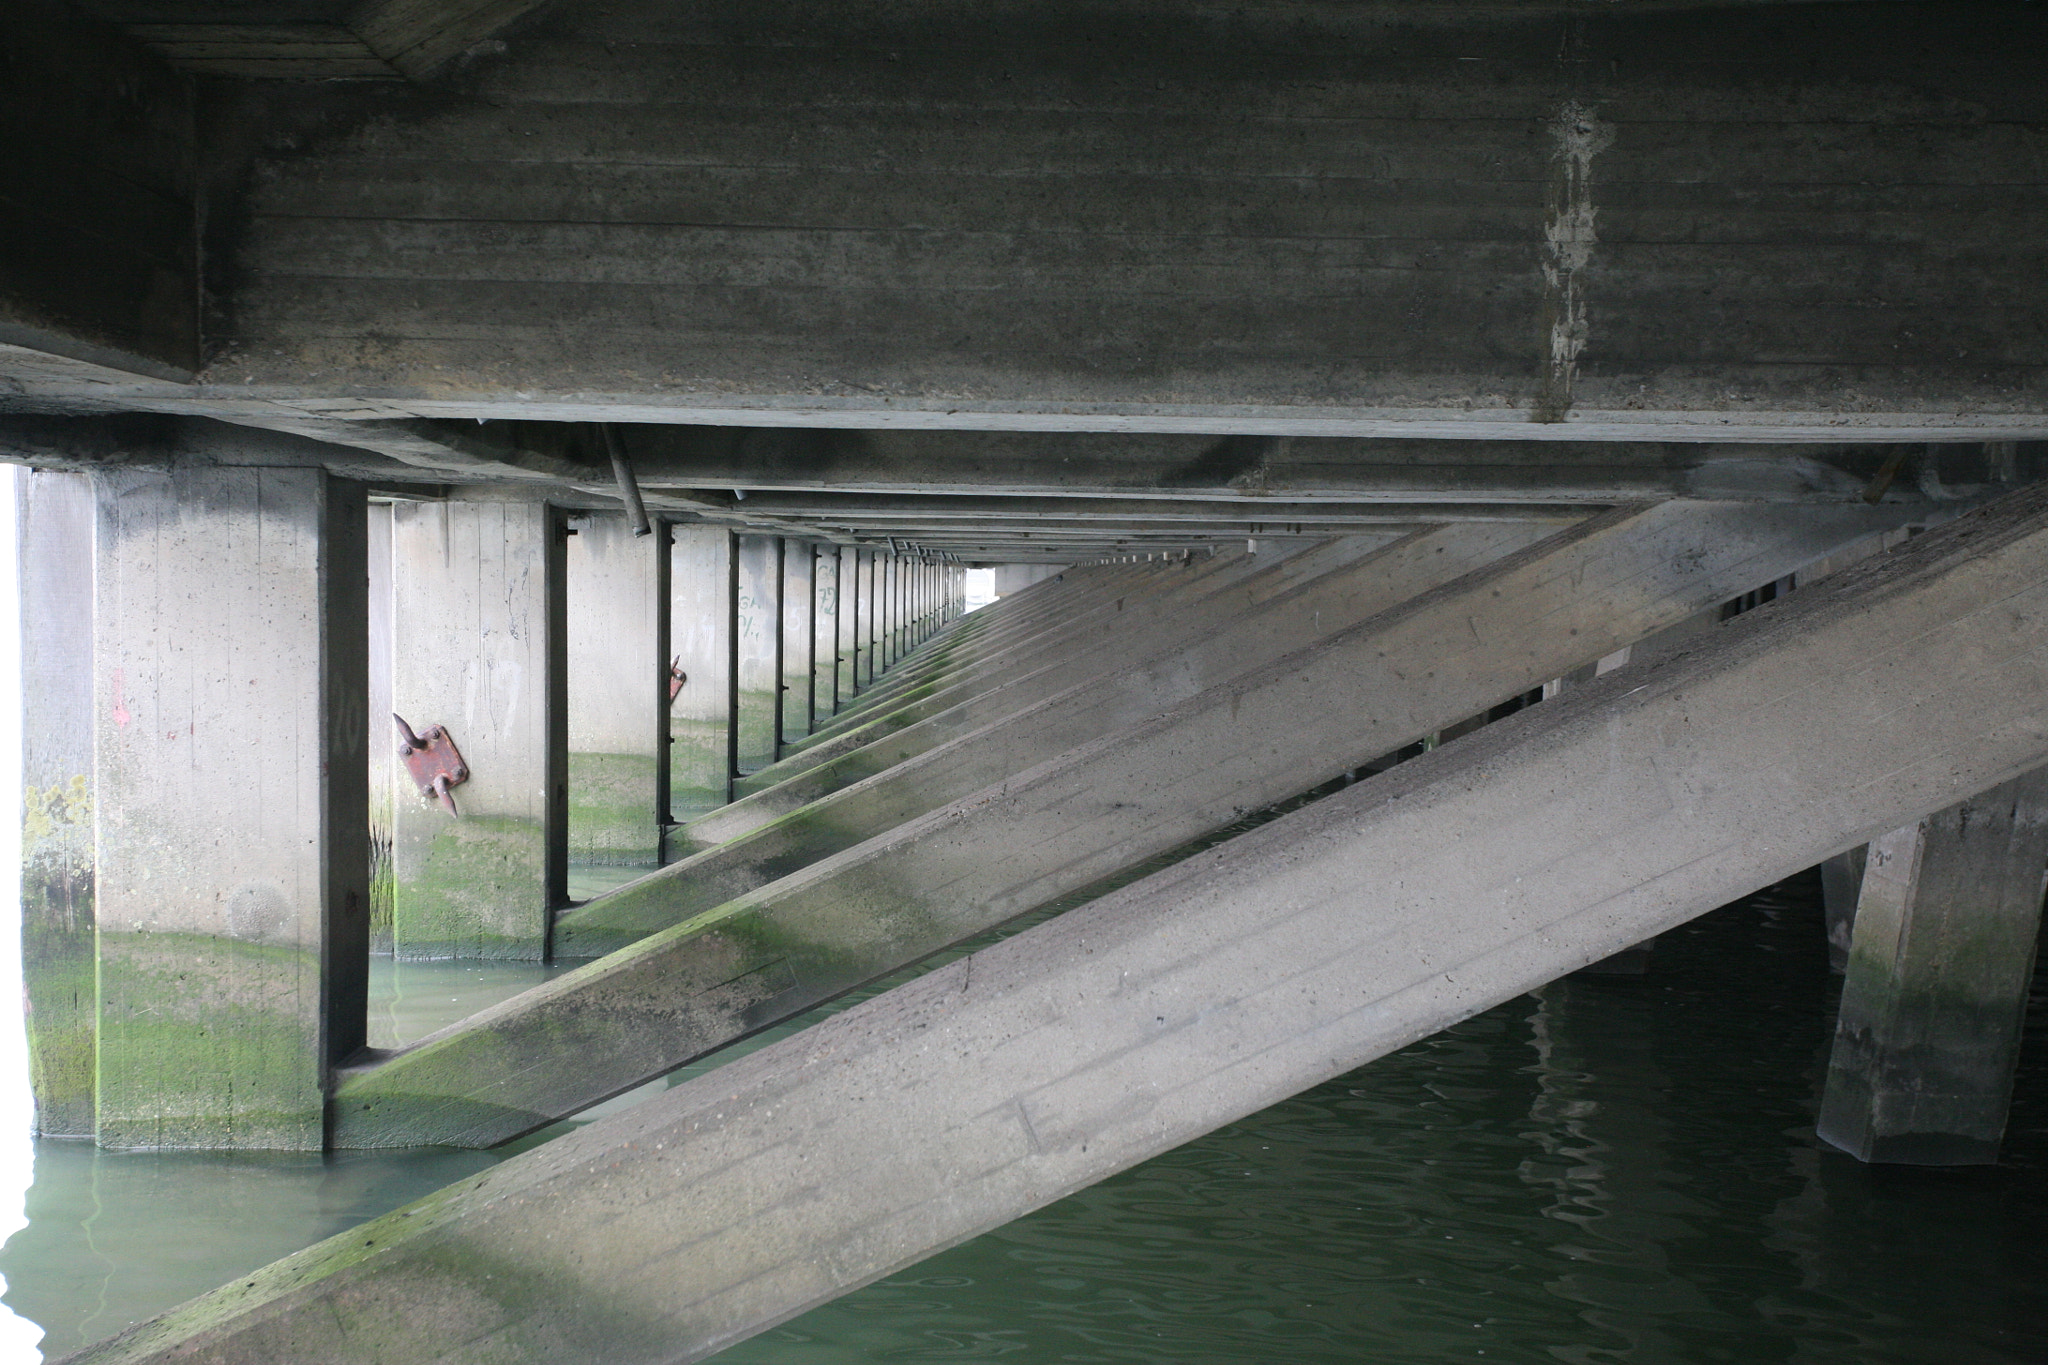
[394,713,468,816]
[668,656,687,704]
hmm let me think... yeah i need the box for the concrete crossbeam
[77,482,2048,1364]
[389,500,565,960]
[92,466,368,1150]
[332,499,1915,1147]
[1816,768,2048,1165]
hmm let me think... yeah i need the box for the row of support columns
[14,458,2040,1166]
[15,464,964,1147]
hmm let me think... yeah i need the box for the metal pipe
[602,423,654,536]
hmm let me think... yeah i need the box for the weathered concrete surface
[1816,768,2048,1165]
[780,540,815,743]
[0,0,198,377]
[813,544,841,717]
[733,534,781,773]
[700,532,1507,855]
[93,467,367,1150]
[566,512,665,864]
[667,524,732,819]
[757,553,1274,781]
[556,525,1541,957]
[16,469,98,1137]
[76,483,2048,1364]
[390,499,565,960]
[335,499,1915,1146]
[15,0,2038,439]
[1820,847,1867,974]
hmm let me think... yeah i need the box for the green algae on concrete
[96,930,324,1151]
[566,751,660,865]
[22,774,95,1136]
[393,815,551,961]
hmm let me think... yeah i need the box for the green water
[5,874,2045,1362]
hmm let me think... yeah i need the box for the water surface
[5,874,2044,1363]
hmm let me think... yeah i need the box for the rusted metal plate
[394,713,467,815]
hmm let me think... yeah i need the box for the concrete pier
[733,534,781,774]
[69,482,2048,1364]
[338,501,1917,1147]
[16,469,97,1137]
[389,500,565,961]
[780,540,815,744]
[666,525,734,821]
[7,0,2048,1351]
[813,544,842,722]
[92,467,368,1149]
[1816,769,2048,1165]
[565,512,665,866]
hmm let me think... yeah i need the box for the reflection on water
[365,956,573,1050]
[5,875,2047,1362]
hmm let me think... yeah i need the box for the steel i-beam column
[94,467,369,1149]
[565,512,665,869]
[1817,767,2048,1165]
[390,500,566,961]
[17,469,96,1138]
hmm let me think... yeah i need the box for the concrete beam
[1816,769,2048,1165]
[19,2,2039,439]
[93,466,368,1150]
[388,500,565,960]
[331,499,1917,1147]
[0,1,198,377]
[78,480,2048,1363]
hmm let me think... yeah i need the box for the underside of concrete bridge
[8,1,2048,1361]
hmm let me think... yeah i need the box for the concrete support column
[1820,846,1867,974]
[878,553,896,669]
[813,544,841,723]
[781,540,814,745]
[17,469,96,1138]
[855,549,877,690]
[667,525,732,821]
[734,534,780,773]
[390,499,565,961]
[835,544,856,702]
[1817,768,2048,1165]
[367,503,395,953]
[565,512,666,868]
[93,467,368,1149]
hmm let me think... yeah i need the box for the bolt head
[452,766,468,780]
[398,744,413,756]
